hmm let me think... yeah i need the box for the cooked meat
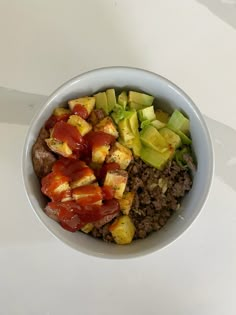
[183,153,196,172]
[44,203,59,222]
[32,127,57,178]
[94,157,193,242]
[93,212,119,228]
[128,158,192,239]
[87,109,106,125]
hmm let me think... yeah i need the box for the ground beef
[92,157,193,242]
[32,127,57,178]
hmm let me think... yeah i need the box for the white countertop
[0,1,235,314]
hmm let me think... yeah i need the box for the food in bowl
[32,88,196,245]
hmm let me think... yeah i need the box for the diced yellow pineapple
[81,223,94,233]
[109,215,136,245]
[61,196,73,202]
[118,192,135,215]
[72,185,103,205]
[53,107,71,116]
[67,115,92,136]
[45,138,72,157]
[106,142,133,170]
[104,170,128,199]
[68,97,95,115]
[92,144,110,164]
[72,181,103,206]
[54,181,70,194]
[94,117,119,138]
[70,167,96,189]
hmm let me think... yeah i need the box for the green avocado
[151,119,166,130]
[106,89,116,112]
[118,111,142,156]
[118,91,128,109]
[138,106,156,122]
[159,127,181,149]
[140,145,172,170]
[155,110,170,123]
[175,129,192,145]
[140,125,168,153]
[94,92,109,114]
[167,110,190,134]
[128,101,146,111]
[127,111,139,135]
[118,118,135,142]
[128,91,154,106]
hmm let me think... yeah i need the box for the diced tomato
[41,172,71,201]
[45,114,70,130]
[52,121,84,151]
[72,104,89,120]
[84,131,115,150]
[99,162,120,179]
[101,185,115,200]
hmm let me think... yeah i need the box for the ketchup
[72,104,89,120]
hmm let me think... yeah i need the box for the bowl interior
[23,67,213,258]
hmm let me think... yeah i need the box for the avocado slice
[131,137,142,156]
[128,101,146,111]
[155,110,170,123]
[159,127,181,149]
[118,111,142,156]
[167,110,190,134]
[138,106,156,122]
[118,118,135,143]
[140,145,172,170]
[106,89,116,112]
[119,135,142,157]
[118,91,128,109]
[94,92,109,114]
[140,125,168,153]
[151,119,166,129]
[128,91,154,106]
[127,111,139,135]
[175,130,192,145]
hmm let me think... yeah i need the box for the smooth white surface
[0,0,235,314]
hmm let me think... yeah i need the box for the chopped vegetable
[94,92,109,114]
[159,127,181,149]
[140,125,169,153]
[36,88,195,245]
[128,91,154,106]
[106,142,133,170]
[167,109,190,134]
[118,192,135,215]
[67,115,92,136]
[109,215,136,244]
[118,91,128,109]
[138,106,156,122]
[68,97,95,116]
[106,89,116,112]
[94,117,119,138]
[104,170,128,199]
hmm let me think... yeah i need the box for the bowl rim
[22,66,215,259]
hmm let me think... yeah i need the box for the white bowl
[22,67,214,259]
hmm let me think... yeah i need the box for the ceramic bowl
[22,67,214,258]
